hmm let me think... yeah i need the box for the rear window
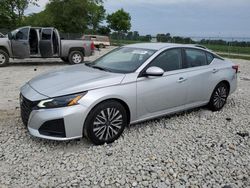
[42,29,52,40]
[206,52,214,64]
[185,49,207,68]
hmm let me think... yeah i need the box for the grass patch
[203,44,250,55]
[218,53,250,61]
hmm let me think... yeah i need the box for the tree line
[0,0,132,35]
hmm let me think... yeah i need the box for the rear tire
[99,44,105,48]
[68,51,84,65]
[208,82,229,111]
[84,100,127,145]
[0,49,9,67]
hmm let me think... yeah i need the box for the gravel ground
[0,48,250,188]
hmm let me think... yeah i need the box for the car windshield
[88,47,156,73]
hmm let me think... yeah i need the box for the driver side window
[15,28,29,40]
[150,49,182,72]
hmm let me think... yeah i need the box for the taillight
[232,65,239,73]
[91,42,95,51]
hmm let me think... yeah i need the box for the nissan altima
[20,43,238,145]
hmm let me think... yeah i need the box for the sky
[26,0,250,38]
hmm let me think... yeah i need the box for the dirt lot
[0,47,250,187]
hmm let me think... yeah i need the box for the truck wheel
[60,57,68,63]
[68,51,84,64]
[0,49,9,67]
[99,44,105,48]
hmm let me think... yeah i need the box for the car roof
[18,26,55,30]
[125,43,208,51]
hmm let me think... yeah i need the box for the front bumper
[20,84,90,141]
[26,104,88,141]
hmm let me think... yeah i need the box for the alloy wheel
[0,53,6,65]
[93,107,123,141]
[213,86,228,109]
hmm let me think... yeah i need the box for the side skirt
[130,101,209,125]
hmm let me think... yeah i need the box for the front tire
[84,100,127,145]
[208,82,229,111]
[68,51,84,64]
[0,49,9,67]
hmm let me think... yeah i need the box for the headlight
[37,92,87,109]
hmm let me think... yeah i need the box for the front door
[11,27,30,58]
[39,28,53,58]
[136,48,188,120]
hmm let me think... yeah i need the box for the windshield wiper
[92,65,111,72]
[85,62,92,67]
[85,63,111,72]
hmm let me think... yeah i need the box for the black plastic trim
[39,119,66,138]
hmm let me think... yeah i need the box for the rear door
[183,48,213,104]
[39,28,53,57]
[11,27,30,58]
[53,29,61,55]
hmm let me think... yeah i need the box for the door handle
[212,68,219,73]
[178,77,187,83]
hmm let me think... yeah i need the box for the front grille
[20,94,39,126]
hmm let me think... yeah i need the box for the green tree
[22,10,52,27]
[107,9,131,37]
[44,0,89,33]
[132,31,139,40]
[97,26,111,35]
[165,33,171,42]
[126,31,133,40]
[156,34,167,42]
[0,0,38,28]
[22,0,105,33]
[87,2,105,33]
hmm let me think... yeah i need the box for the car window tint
[42,29,52,40]
[16,28,29,40]
[206,52,214,64]
[185,49,207,67]
[150,49,182,72]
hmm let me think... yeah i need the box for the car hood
[0,37,8,43]
[28,64,125,98]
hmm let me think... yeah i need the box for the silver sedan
[20,43,238,145]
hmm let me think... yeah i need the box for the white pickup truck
[0,26,95,67]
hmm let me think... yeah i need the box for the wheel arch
[68,47,85,56]
[218,80,230,94]
[209,79,231,101]
[0,46,10,56]
[82,98,131,136]
[110,98,131,124]
[87,98,131,124]
[208,80,231,111]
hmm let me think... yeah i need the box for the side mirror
[145,66,164,77]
